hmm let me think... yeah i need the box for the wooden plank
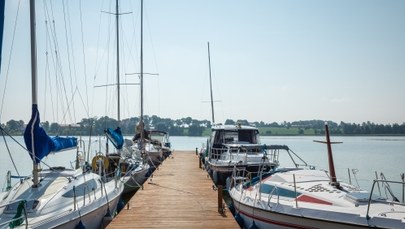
[106,151,239,229]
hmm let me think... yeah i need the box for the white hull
[233,199,375,229]
[0,169,123,229]
[229,168,405,229]
[121,164,150,194]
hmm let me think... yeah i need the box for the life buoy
[92,155,109,171]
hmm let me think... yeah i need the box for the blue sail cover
[105,127,124,150]
[24,104,78,163]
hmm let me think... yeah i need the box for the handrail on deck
[366,179,405,220]
[267,185,280,208]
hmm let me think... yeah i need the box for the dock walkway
[106,151,239,228]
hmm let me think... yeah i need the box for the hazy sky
[1,0,404,125]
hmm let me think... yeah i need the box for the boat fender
[91,155,109,171]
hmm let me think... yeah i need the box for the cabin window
[260,183,301,198]
[238,130,259,144]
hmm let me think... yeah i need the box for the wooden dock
[106,151,239,228]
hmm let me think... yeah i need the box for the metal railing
[366,179,405,220]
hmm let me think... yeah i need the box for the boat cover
[105,127,124,149]
[24,104,78,163]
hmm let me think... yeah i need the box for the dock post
[217,185,224,214]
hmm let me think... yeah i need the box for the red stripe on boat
[297,195,332,205]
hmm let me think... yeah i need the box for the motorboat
[205,124,277,187]
[229,124,405,228]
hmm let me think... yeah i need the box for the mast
[115,0,121,123]
[324,124,338,185]
[29,0,39,187]
[314,123,342,187]
[207,42,215,124]
[140,0,144,145]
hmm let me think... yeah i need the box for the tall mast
[207,42,215,124]
[115,0,121,123]
[29,0,39,187]
[140,0,144,143]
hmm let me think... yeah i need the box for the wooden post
[218,185,223,214]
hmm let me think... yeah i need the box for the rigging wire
[79,0,90,115]
[61,0,76,123]
[60,0,75,123]
[0,0,22,122]
[0,127,21,177]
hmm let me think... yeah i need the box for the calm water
[1,135,405,194]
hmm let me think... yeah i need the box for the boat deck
[106,151,239,228]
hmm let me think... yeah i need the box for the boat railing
[210,147,227,160]
[366,179,405,220]
[229,166,253,190]
[267,185,281,208]
[0,199,28,228]
[211,145,263,162]
[264,145,309,169]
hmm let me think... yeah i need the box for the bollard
[195,147,198,155]
[218,185,224,214]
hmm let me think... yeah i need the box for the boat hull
[232,199,384,229]
[121,165,150,194]
[0,170,123,229]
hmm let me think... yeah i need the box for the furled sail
[24,104,78,163]
[105,127,124,150]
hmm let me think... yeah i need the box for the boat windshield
[213,129,260,145]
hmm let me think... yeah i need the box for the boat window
[4,200,39,213]
[213,129,261,145]
[62,179,98,197]
[260,184,301,198]
[238,130,259,144]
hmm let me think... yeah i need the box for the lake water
[1,135,405,195]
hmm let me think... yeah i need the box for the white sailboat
[130,0,164,170]
[102,0,150,194]
[0,1,123,228]
[229,124,405,228]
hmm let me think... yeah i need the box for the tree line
[1,116,405,136]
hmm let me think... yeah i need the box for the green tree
[188,124,204,136]
[6,120,24,134]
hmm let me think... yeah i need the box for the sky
[0,0,404,126]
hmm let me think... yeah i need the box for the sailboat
[0,1,123,228]
[130,0,164,170]
[102,0,150,194]
[203,42,276,187]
